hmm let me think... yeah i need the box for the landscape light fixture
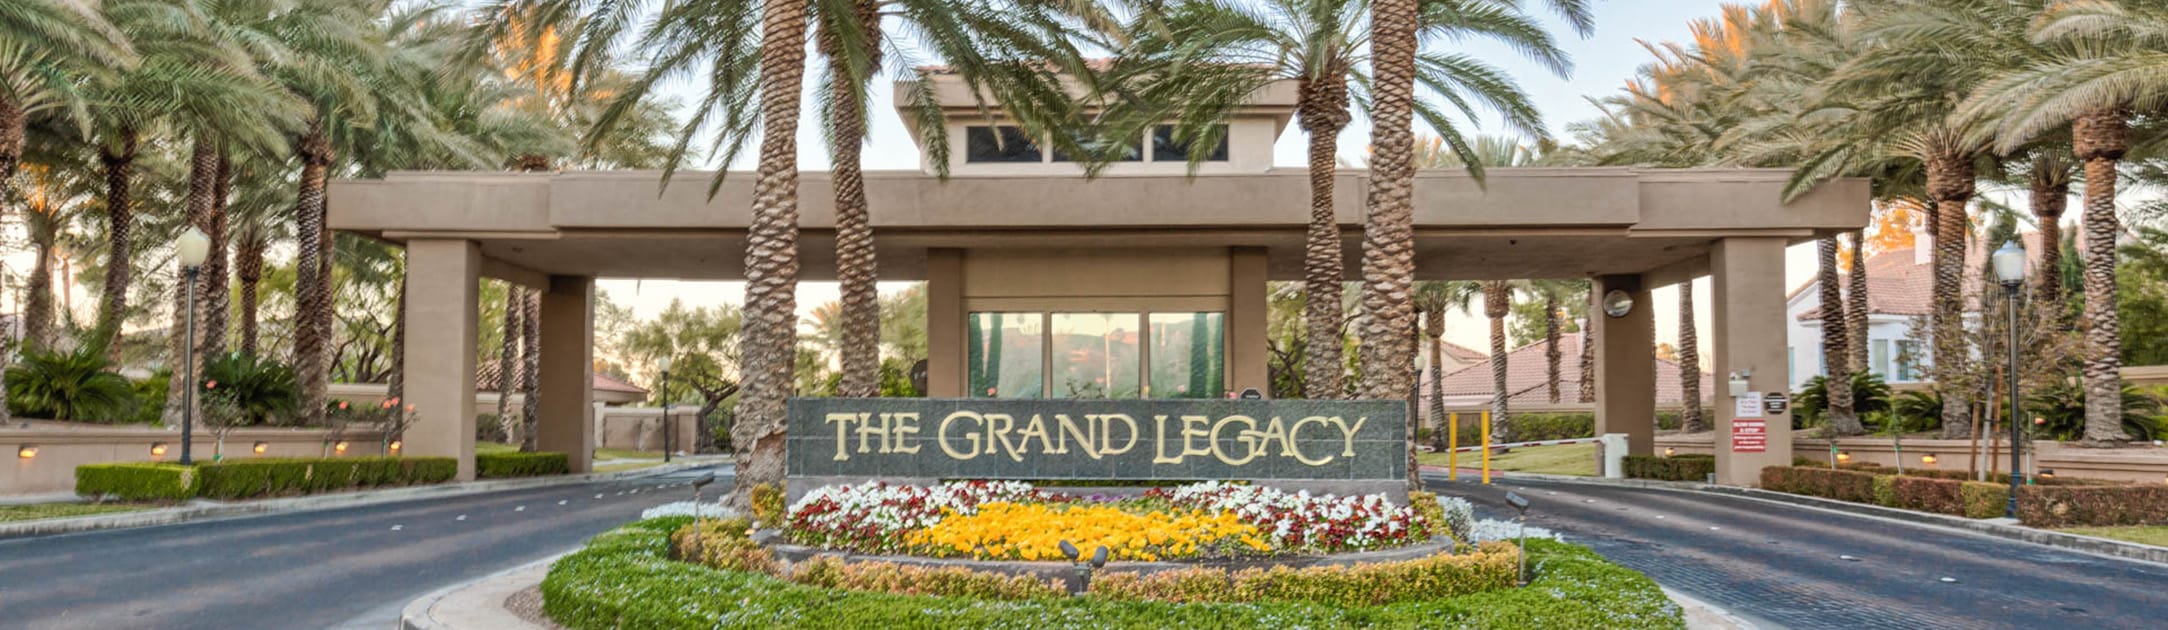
[1992,239,2027,518]
[658,356,674,463]
[1601,289,1634,318]
[17,445,35,459]
[388,440,402,453]
[176,227,211,466]
[334,441,349,455]
[1664,447,1676,457]
[2038,469,2055,480]
[151,442,168,458]
[1920,454,1937,466]
[253,442,269,455]
[1504,491,1532,586]
[1836,452,1852,463]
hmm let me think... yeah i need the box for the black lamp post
[658,356,673,463]
[176,227,211,466]
[1991,239,2027,519]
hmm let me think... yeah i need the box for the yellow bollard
[1448,412,1459,481]
[1481,410,1493,484]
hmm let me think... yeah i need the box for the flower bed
[785,481,1437,560]
[542,516,1685,629]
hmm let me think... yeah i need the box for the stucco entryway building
[329,78,1868,484]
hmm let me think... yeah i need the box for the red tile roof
[1424,334,1711,405]
[1794,231,2052,322]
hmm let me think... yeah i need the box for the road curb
[401,554,565,630]
[0,461,715,540]
[1664,587,1762,630]
[1427,469,2168,567]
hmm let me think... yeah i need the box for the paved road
[1436,476,2168,630]
[0,466,730,630]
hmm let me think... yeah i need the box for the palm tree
[519,289,541,451]
[1480,280,1512,441]
[1966,0,2168,442]
[496,285,522,442]
[0,0,134,187]
[1523,279,1585,403]
[1819,235,1863,435]
[1846,230,1869,371]
[1124,0,1577,401]
[1678,279,1706,432]
[1414,280,1476,451]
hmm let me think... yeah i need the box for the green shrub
[1872,475,1897,507]
[1888,475,1968,516]
[1792,372,1893,426]
[2026,379,2164,442]
[7,347,139,422]
[192,456,457,500]
[1093,541,1518,607]
[541,519,1684,630]
[2017,485,2168,527]
[200,353,299,425]
[1759,466,1877,503]
[1960,482,2005,519]
[75,463,195,501]
[750,483,785,526]
[132,371,171,425]
[476,451,570,478]
[793,556,1063,600]
[1623,454,1714,481]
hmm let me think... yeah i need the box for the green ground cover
[1418,442,1597,476]
[2059,525,2168,547]
[0,503,149,523]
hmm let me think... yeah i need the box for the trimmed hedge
[75,463,195,501]
[2017,485,2168,528]
[1624,455,1715,481]
[477,451,570,478]
[76,456,455,501]
[1885,475,2005,519]
[1091,542,1518,607]
[1758,466,1878,503]
[543,518,1684,630]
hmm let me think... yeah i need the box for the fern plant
[199,353,299,426]
[6,348,138,422]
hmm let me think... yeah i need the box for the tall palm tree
[1125,0,1577,402]
[1819,235,1863,434]
[496,285,522,441]
[1846,230,1868,370]
[0,0,133,186]
[519,289,541,451]
[1480,280,1512,441]
[1414,280,1476,451]
[1967,0,2168,442]
[1678,279,1705,432]
[1523,279,1585,403]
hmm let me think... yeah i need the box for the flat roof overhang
[329,167,1869,285]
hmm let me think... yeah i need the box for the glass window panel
[1871,339,1891,378]
[1051,313,1141,399]
[1051,131,1142,162]
[1895,340,1923,382]
[965,126,1042,163]
[1153,125,1230,162]
[966,313,1043,398]
[1149,313,1225,399]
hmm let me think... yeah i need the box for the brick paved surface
[1437,477,2168,629]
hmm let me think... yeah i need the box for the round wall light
[1920,454,1937,466]
[1601,289,1634,318]
[151,442,168,457]
[252,442,269,455]
[333,441,350,455]
[17,445,36,459]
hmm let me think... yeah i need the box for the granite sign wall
[785,398,1408,496]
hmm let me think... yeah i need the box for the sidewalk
[1423,466,2168,566]
[0,460,720,539]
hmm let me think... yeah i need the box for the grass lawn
[478,442,519,455]
[2059,526,2168,547]
[0,503,150,523]
[594,447,655,461]
[594,461,667,473]
[1417,442,1597,476]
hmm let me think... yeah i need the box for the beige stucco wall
[1658,434,2168,485]
[594,407,702,453]
[3,424,388,496]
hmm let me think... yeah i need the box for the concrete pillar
[1592,274,1656,456]
[536,275,596,473]
[1711,238,1794,485]
[925,248,965,397]
[1228,247,1269,396]
[404,239,480,480]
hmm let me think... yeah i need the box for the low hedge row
[1759,466,1878,503]
[74,463,195,501]
[76,456,456,501]
[476,451,570,478]
[2018,485,2168,528]
[1623,455,1715,481]
[1090,543,1518,607]
[543,517,1685,630]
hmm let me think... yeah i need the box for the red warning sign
[1732,419,1767,453]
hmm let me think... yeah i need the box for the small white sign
[1735,391,1765,418]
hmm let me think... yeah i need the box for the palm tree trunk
[1361,0,1422,454]
[1425,305,1447,450]
[1846,230,1869,371]
[2029,163,2070,309]
[732,0,812,505]
[1927,150,1974,438]
[163,138,221,427]
[1298,76,1350,400]
[293,119,334,426]
[1577,298,1596,404]
[93,127,138,357]
[496,286,521,442]
[387,275,406,405]
[1679,280,1705,433]
[822,0,883,399]
[23,202,57,351]
[199,151,232,359]
[1484,281,1511,442]
[1820,237,1862,435]
[2074,109,2130,443]
[1543,293,1562,404]
[236,231,265,356]
[519,289,541,452]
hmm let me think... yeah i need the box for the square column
[536,275,596,473]
[925,248,965,398]
[404,239,480,480]
[1592,274,1656,455]
[1228,247,1269,396]
[1711,238,1794,485]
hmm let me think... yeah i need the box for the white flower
[1467,518,1561,543]
[642,500,735,519]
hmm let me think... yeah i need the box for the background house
[1785,229,2048,391]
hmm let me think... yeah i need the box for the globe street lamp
[176,227,211,465]
[1991,239,2027,519]
[658,356,674,463]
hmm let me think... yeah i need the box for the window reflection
[1052,313,1140,399]
[1150,313,1224,399]
[967,313,1043,398]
